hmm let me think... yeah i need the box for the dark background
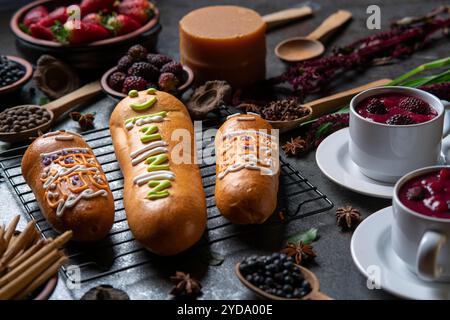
[0,0,449,300]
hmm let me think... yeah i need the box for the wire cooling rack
[0,110,333,283]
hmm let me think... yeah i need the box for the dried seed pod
[186,81,232,119]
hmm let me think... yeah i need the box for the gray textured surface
[0,0,449,300]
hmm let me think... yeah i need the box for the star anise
[282,137,307,156]
[69,111,96,129]
[170,271,202,298]
[281,242,316,265]
[336,205,362,230]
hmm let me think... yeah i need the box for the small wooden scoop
[236,262,332,300]
[262,6,313,30]
[0,81,101,143]
[268,78,392,133]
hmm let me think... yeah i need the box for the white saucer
[351,206,450,300]
[316,128,394,199]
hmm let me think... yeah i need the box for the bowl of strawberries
[10,0,161,71]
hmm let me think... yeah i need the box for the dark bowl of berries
[10,0,161,71]
[101,46,194,99]
[0,55,33,96]
[236,254,331,300]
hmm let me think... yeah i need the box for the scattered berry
[147,54,173,68]
[122,76,147,93]
[406,186,426,201]
[127,62,159,82]
[108,71,126,91]
[386,114,415,125]
[399,97,431,115]
[127,44,148,61]
[366,98,387,114]
[117,55,134,72]
[158,73,179,92]
[160,61,183,78]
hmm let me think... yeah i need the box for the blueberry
[274,272,283,282]
[265,277,274,286]
[283,261,294,269]
[284,276,294,284]
[286,294,293,299]
[245,275,253,282]
[276,289,283,297]
[283,284,293,292]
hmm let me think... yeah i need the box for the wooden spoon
[275,10,352,62]
[262,6,313,30]
[0,81,101,143]
[268,78,392,133]
[236,262,332,300]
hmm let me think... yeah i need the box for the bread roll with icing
[215,113,279,224]
[21,130,115,241]
[109,89,206,255]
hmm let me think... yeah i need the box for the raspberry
[127,62,159,82]
[386,114,415,125]
[108,71,126,91]
[425,196,449,213]
[160,61,183,78]
[399,97,431,115]
[439,168,450,181]
[366,98,387,114]
[158,73,179,92]
[147,54,173,68]
[427,180,444,194]
[122,76,147,93]
[406,186,426,201]
[127,44,148,61]
[117,55,134,72]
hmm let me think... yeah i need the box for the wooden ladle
[268,78,392,133]
[236,262,332,300]
[262,6,313,30]
[275,10,352,62]
[0,81,101,143]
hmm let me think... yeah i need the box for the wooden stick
[7,240,45,271]
[0,231,72,288]
[4,215,20,245]
[0,227,5,258]
[0,249,61,300]
[0,220,36,272]
[13,256,67,300]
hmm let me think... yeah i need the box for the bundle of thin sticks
[0,215,72,300]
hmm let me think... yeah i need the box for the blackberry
[108,72,126,92]
[147,54,173,68]
[366,98,387,115]
[386,114,415,125]
[399,97,431,115]
[160,61,183,78]
[127,44,148,61]
[122,76,147,94]
[158,73,179,92]
[117,55,134,72]
[127,62,159,82]
[406,186,426,201]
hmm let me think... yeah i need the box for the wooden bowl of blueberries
[101,44,194,99]
[10,0,161,71]
[0,55,33,96]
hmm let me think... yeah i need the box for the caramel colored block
[180,6,266,88]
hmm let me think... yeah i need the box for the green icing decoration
[145,154,169,171]
[128,90,139,98]
[130,95,157,111]
[147,180,171,200]
[140,125,161,143]
[147,88,157,95]
[125,111,167,125]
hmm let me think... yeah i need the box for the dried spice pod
[81,285,130,300]
[33,55,80,99]
[336,206,362,230]
[186,81,232,119]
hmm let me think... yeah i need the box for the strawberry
[107,14,141,35]
[82,13,103,25]
[53,21,109,45]
[29,24,54,40]
[80,0,116,15]
[118,0,155,24]
[39,7,69,27]
[23,5,49,28]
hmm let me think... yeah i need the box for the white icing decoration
[131,147,169,166]
[42,131,61,138]
[226,113,241,120]
[130,141,168,159]
[55,135,74,141]
[41,148,90,158]
[133,170,175,186]
[65,130,82,137]
[43,164,97,189]
[56,189,108,217]
[237,116,256,121]
[247,112,261,117]
[126,115,165,130]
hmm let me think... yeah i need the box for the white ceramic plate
[351,206,450,300]
[316,128,395,199]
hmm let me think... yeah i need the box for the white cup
[349,86,450,183]
[392,165,450,282]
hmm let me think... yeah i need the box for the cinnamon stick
[3,215,20,245]
[13,256,67,300]
[7,239,45,271]
[0,231,72,288]
[0,227,5,257]
[0,249,62,300]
